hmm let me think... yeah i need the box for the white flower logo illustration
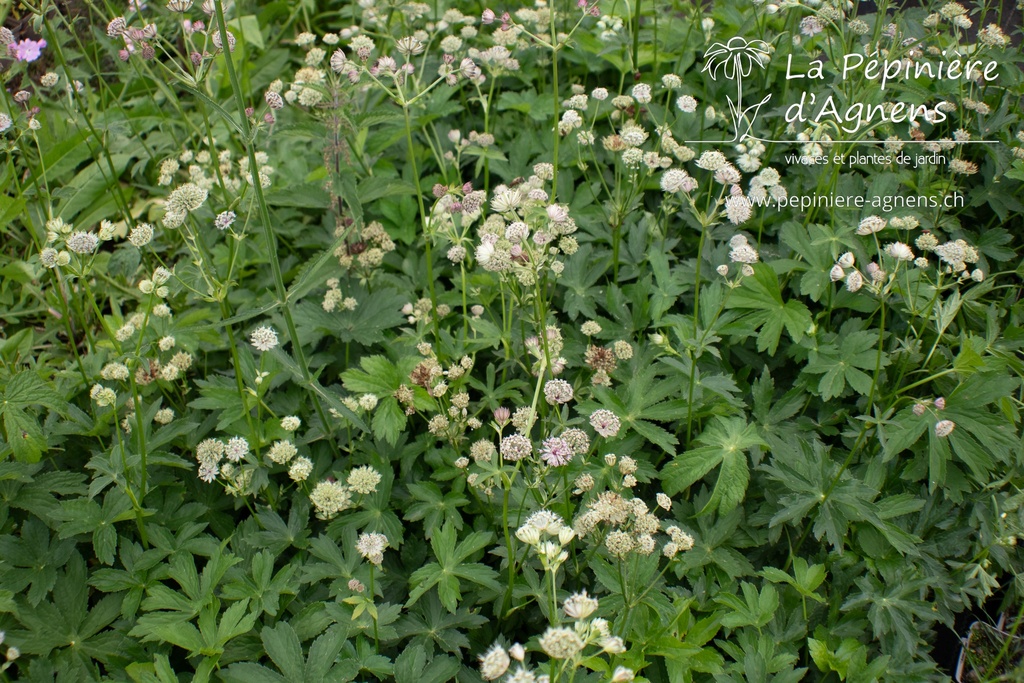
[702,37,772,142]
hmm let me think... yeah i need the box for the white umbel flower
[885,242,915,261]
[250,326,278,351]
[478,644,511,680]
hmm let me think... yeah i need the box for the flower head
[544,379,574,405]
[347,465,382,494]
[479,644,511,680]
[355,532,389,566]
[250,326,278,351]
[590,409,621,438]
[541,437,574,467]
[538,626,585,659]
[563,590,599,619]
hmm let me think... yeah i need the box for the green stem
[401,105,441,345]
[550,7,561,195]
[685,221,709,445]
[212,0,331,435]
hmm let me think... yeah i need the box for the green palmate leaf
[0,517,77,606]
[662,416,765,514]
[394,643,460,683]
[52,488,135,565]
[293,288,406,347]
[587,359,685,455]
[221,550,296,616]
[16,551,121,664]
[341,355,431,444]
[406,521,499,613]
[724,263,813,355]
[760,557,827,603]
[261,622,304,680]
[809,637,890,682]
[0,370,68,462]
[271,348,367,431]
[715,582,779,628]
[803,329,888,400]
[403,482,467,539]
[395,595,488,654]
[558,243,608,320]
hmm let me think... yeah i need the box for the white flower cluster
[478,592,631,680]
[472,171,579,286]
[516,510,574,572]
[39,217,110,269]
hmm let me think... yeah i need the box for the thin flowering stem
[400,104,442,345]
[549,563,559,626]
[369,564,380,652]
[41,15,140,228]
[211,0,331,436]
[686,220,710,445]
[550,6,561,199]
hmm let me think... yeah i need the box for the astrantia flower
[266,440,297,464]
[846,270,864,292]
[729,243,759,264]
[500,434,532,461]
[90,384,117,407]
[215,211,236,230]
[289,457,313,481]
[541,437,574,467]
[660,168,697,193]
[676,95,698,113]
[310,480,352,520]
[590,409,620,438]
[475,240,495,264]
[538,627,585,659]
[606,530,635,557]
[101,363,130,381]
[107,17,127,36]
[799,16,824,36]
[724,195,752,225]
[479,644,511,680]
[506,667,535,683]
[347,465,382,494]
[280,415,301,431]
[830,264,845,281]
[355,532,388,567]
[66,231,100,254]
[631,83,652,103]
[856,215,887,235]
[250,326,278,351]
[225,436,249,462]
[935,420,955,438]
[695,150,727,171]
[544,379,574,405]
[612,666,636,682]
[886,242,915,261]
[563,590,599,619]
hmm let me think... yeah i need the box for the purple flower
[12,39,46,63]
[541,438,574,467]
